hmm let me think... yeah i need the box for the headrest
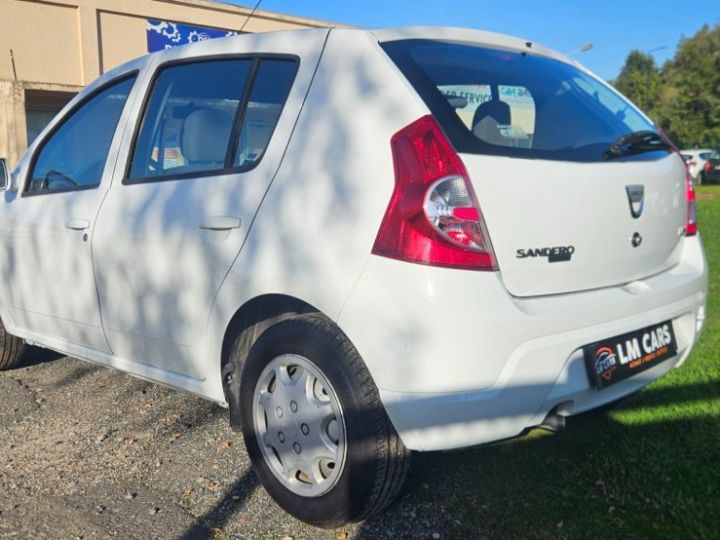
[472,100,512,145]
[181,108,234,164]
[472,100,511,130]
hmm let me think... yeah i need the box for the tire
[0,318,25,371]
[237,313,410,528]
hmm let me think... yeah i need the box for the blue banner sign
[146,19,239,52]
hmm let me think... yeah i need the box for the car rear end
[682,150,709,181]
[337,28,708,452]
[703,149,720,183]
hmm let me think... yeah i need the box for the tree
[657,24,720,148]
[614,50,662,115]
[613,23,720,148]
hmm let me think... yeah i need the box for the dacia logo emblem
[626,185,644,219]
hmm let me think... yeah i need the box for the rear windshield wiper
[603,130,670,160]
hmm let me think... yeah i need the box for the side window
[234,59,298,167]
[128,59,252,180]
[27,76,136,194]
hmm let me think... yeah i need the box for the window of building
[24,90,76,146]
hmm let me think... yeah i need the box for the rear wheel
[0,318,25,371]
[237,314,410,528]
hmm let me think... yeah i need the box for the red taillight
[372,115,496,270]
[685,171,697,236]
[705,161,712,172]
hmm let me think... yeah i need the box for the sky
[223,0,720,80]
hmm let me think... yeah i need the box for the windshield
[382,39,668,163]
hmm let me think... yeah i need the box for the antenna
[240,0,264,32]
[9,49,17,80]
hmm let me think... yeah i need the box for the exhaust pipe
[539,401,574,432]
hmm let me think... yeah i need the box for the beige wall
[0,1,83,86]
[0,80,27,166]
[0,0,336,164]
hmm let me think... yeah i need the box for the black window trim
[122,53,300,186]
[22,71,139,198]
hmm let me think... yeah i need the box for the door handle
[64,218,91,231]
[198,216,242,231]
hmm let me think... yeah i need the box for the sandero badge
[516,245,575,263]
[583,321,678,389]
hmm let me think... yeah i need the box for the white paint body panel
[338,236,706,450]
[92,30,330,380]
[0,27,709,452]
[464,153,687,297]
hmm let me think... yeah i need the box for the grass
[443,186,720,539]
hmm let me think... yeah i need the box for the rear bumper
[338,236,707,451]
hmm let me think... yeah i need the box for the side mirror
[0,158,9,191]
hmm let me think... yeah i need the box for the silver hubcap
[252,354,347,497]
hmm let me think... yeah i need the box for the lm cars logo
[615,325,673,367]
[594,346,618,381]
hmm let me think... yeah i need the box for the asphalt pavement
[0,350,492,539]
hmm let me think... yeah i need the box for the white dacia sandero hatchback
[0,27,707,527]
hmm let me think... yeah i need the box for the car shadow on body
[18,344,65,368]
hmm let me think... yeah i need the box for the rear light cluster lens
[372,115,496,270]
[425,176,485,248]
[661,130,698,237]
[685,171,697,236]
[705,161,712,172]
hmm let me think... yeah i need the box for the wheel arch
[220,293,321,429]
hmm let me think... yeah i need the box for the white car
[0,27,707,527]
[681,148,713,183]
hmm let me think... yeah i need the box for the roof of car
[141,26,566,65]
[99,25,575,89]
[371,26,565,62]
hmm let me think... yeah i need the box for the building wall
[0,0,335,165]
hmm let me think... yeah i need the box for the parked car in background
[0,27,708,527]
[701,148,720,184]
[681,148,714,183]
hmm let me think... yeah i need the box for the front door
[0,75,137,351]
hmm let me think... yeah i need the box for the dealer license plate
[584,321,677,389]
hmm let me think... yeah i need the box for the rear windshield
[382,39,668,162]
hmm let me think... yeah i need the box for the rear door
[93,34,326,378]
[382,39,688,297]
